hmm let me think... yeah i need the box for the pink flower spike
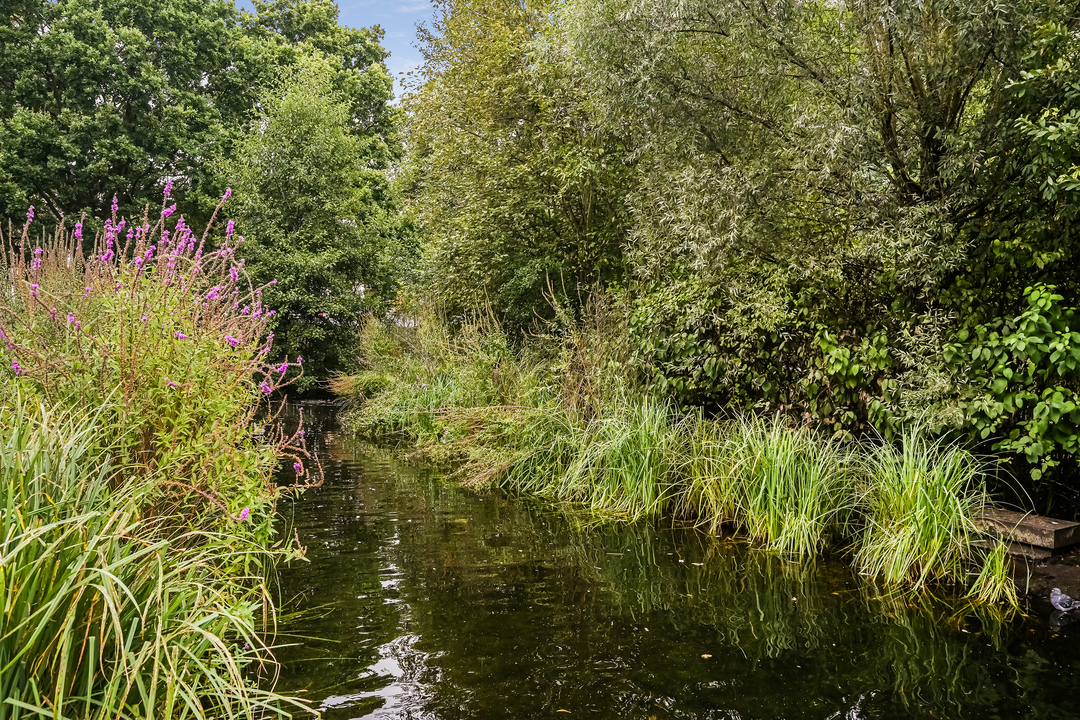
[67,312,75,323]
[164,180,173,198]
[26,206,34,224]
[223,188,232,200]
[111,196,119,216]
[165,377,177,388]
[141,316,148,323]
[238,507,249,521]
[293,462,302,473]
[297,356,303,363]
[12,360,22,375]
[174,331,186,339]
[277,362,288,374]
[260,381,272,394]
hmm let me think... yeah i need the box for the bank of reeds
[334,304,1017,606]
[1,195,313,716]
[1,400,299,719]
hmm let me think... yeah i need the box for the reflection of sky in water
[274,404,1080,720]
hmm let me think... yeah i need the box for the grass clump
[854,426,1016,604]
[338,300,1017,604]
[1,400,298,719]
[680,415,854,555]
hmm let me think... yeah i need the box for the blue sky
[335,0,436,95]
[238,1,437,97]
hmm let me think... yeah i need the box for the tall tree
[221,52,402,387]
[0,0,394,228]
[404,0,633,328]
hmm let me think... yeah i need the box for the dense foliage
[403,0,632,328]
[1,0,405,386]
[0,198,315,717]
[223,52,405,385]
[402,0,1080,514]
[0,0,393,226]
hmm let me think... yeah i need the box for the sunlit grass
[0,392,302,719]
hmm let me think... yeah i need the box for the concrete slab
[976,508,1080,550]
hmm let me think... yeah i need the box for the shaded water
[274,405,1080,719]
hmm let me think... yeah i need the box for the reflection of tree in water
[275,404,1074,719]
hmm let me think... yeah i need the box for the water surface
[274,404,1080,719]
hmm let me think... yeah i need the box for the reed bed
[339,309,1018,604]
[0,400,300,720]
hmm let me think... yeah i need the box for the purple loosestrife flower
[83,286,91,298]
[260,381,272,394]
[241,305,249,314]
[166,377,177,388]
[164,180,173,198]
[74,222,83,240]
[30,284,38,297]
[297,356,303,363]
[12,360,21,375]
[226,220,235,239]
[26,206,34,224]
[229,266,239,282]
[225,335,240,347]
[174,331,186,340]
[238,507,249,521]
[223,188,232,200]
[67,312,75,324]
[293,462,302,473]
[162,204,176,218]
[49,308,56,319]
[277,362,288,374]
[111,196,119,216]
[141,316,148,323]
[206,287,220,300]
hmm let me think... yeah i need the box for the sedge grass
[853,426,997,593]
[339,306,1018,602]
[679,415,854,555]
[0,399,303,719]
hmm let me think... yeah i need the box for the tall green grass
[1,399,301,719]
[680,415,854,555]
[337,304,1017,604]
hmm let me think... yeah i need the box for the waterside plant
[333,304,1018,607]
[0,195,315,718]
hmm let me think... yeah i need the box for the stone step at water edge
[975,508,1080,551]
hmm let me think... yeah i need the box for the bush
[0,194,316,716]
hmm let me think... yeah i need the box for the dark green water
[274,405,1080,719]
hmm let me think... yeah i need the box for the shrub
[0,193,317,716]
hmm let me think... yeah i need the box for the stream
[272,403,1080,719]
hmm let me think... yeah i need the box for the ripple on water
[274,404,1080,720]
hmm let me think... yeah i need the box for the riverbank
[0,202,312,718]
[332,309,1018,606]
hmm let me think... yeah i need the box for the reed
[853,426,991,591]
[0,399,301,720]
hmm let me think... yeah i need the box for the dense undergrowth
[0,197,314,718]
[334,300,1016,607]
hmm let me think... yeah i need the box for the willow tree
[403,0,633,328]
[564,0,1077,417]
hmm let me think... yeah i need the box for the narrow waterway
[273,403,1080,719]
